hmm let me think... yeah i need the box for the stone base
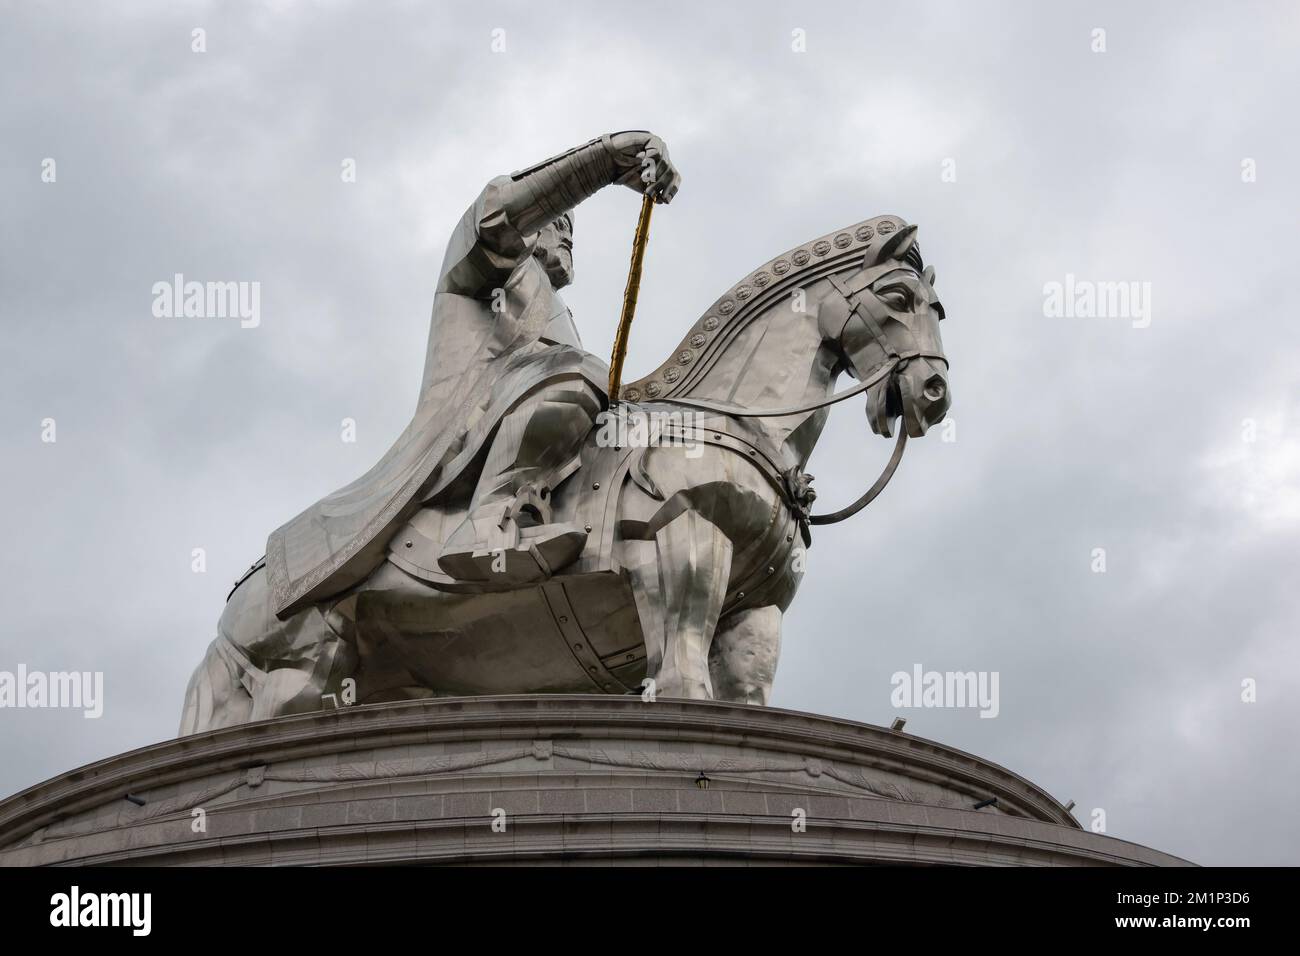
[0,696,1191,866]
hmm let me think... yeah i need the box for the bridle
[645,264,947,526]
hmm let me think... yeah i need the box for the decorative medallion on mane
[620,214,913,403]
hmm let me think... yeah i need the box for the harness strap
[837,276,900,362]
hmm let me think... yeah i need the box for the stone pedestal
[0,696,1191,866]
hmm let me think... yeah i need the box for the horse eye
[880,288,910,310]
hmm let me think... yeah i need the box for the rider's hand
[608,132,682,204]
[636,135,681,204]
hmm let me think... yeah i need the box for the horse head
[817,221,951,438]
[620,214,951,465]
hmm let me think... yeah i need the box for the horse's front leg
[631,509,733,700]
[709,605,783,705]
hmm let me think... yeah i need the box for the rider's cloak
[265,178,608,619]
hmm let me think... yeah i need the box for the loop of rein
[808,426,907,525]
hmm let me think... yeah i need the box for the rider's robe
[265,178,608,618]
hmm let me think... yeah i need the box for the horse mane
[620,214,914,403]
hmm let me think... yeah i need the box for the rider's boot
[437,380,601,584]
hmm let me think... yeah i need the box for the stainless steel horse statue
[179,134,951,735]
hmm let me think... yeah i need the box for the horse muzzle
[867,357,950,438]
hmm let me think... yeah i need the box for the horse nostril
[923,378,946,402]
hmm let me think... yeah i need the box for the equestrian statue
[179,130,952,734]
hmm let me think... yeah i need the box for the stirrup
[504,481,553,529]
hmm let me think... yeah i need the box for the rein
[808,427,906,525]
[646,350,945,420]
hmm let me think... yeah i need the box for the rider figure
[433,132,681,584]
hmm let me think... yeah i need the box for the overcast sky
[2,0,1297,866]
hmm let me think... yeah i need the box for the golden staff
[608,194,654,401]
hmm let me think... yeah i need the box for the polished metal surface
[179,133,951,736]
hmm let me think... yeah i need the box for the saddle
[385,403,796,594]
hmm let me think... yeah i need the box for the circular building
[0,696,1191,866]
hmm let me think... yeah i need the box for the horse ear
[878,223,918,262]
[923,265,936,286]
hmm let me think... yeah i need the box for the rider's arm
[493,132,652,235]
[437,132,678,298]
[436,176,541,298]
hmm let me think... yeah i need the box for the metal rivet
[748,448,756,455]
[584,525,592,533]
[404,540,413,548]
[737,591,745,599]
[626,653,634,661]
[713,433,722,440]
[786,535,793,543]
[592,482,600,490]
[767,566,775,574]
[559,615,568,623]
